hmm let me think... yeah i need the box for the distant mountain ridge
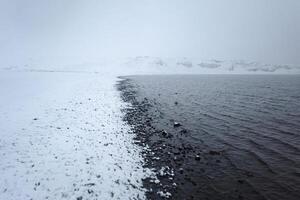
[121,57,300,74]
[2,57,300,75]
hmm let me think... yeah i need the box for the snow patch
[0,70,153,199]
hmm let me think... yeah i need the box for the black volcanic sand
[117,76,300,200]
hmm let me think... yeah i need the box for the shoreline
[117,76,271,200]
[117,77,176,199]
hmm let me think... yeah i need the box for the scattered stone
[209,150,221,155]
[161,130,173,138]
[173,122,182,127]
[180,129,188,134]
[157,191,172,198]
[195,155,201,161]
[161,130,168,136]
[179,168,184,174]
[84,183,95,187]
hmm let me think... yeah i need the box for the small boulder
[195,155,201,161]
[209,150,221,155]
[180,129,188,134]
[173,122,182,127]
[161,130,168,137]
[179,168,184,174]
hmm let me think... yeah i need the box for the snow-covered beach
[0,69,153,199]
[0,57,299,199]
[1,0,299,198]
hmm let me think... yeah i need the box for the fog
[0,0,299,66]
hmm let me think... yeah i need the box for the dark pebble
[180,129,188,134]
[195,155,201,161]
[179,168,184,174]
[209,150,221,155]
[174,122,182,127]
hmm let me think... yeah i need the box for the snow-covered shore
[1,56,298,199]
[0,70,152,199]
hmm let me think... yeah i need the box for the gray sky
[0,0,299,65]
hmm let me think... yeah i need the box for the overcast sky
[0,0,299,65]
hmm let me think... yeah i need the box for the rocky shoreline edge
[117,77,178,199]
[117,76,265,200]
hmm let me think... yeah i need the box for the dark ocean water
[127,75,300,200]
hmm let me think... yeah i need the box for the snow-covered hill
[3,57,299,75]
[120,57,300,74]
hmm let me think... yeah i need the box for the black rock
[161,130,173,138]
[174,122,182,127]
[84,183,95,187]
[180,129,188,134]
[209,150,221,155]
[179,168,184,174]
[161,130,168,136]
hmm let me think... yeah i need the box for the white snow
[157,191,172,198]
[120,57,300,74]
[1,56,298,199]
[0,70,153,199]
